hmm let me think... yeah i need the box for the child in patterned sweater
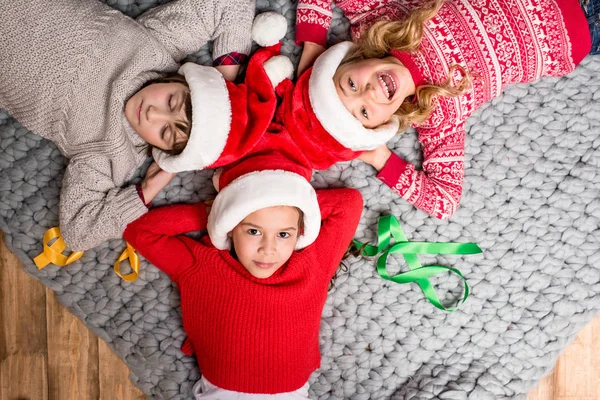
[292,0,596,219]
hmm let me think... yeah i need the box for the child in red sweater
[291,0,595,220]
[123,152,363,397]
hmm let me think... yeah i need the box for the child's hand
[358,145,393,172]
[215,65,240,82]
[142,162,177,204]
[297,42,326,78]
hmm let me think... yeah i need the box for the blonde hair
[341,0,472,132]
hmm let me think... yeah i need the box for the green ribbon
[354,215,482,312]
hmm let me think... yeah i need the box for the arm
[368,122,466,219]
[297,41,326,78]
[59,157,149,252]
[123,203,208,283]
[312,188,363,277]
[215,65,241,82]
[141,161,177,204]
[295,0,333,48]
[136,0,254,63]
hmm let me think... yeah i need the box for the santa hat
[207,152,321,251]
[153,12,293,173]
[288,41,400,153]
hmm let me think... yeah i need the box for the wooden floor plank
[46,288,100,400]
[552,317,600,400]
[527,316,600,400]
[0,232,49,400]
[528,371,554,400]
[1,354,49,400]
[0,233,145,399]
[98,339,146,400]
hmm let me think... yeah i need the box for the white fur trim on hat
[263,55,294,88]
[252,12,288,47]
[153,63,231,173]
[308,41,400,151]
[207,170,321,250]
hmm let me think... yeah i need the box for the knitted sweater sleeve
[123,203,208,283]
[377,120,466,220]
[312,188,363,278]
[136,0,255,62]
[59,156,149,252]
[295,0,333,46]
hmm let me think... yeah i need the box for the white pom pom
[251,12,287,47]
[263,55,294,88]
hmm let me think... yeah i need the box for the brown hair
[294,207,305,236]
[143,73,193,155]
[340,0,472,132]
[328,241,367,291]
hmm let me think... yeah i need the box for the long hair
[143,73,193,155]
[340,0,472,132]
[328,241,368,291]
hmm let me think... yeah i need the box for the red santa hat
[288,41,400,153]
[207,152,321,251]
[153,12,293,173]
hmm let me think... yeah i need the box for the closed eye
[168,94,174,111]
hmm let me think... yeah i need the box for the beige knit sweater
[0,0,254,251]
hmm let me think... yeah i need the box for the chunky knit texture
[1,0,600,398]
[123,188,363,394]
[0,0,254,251]
[297,0,590,219]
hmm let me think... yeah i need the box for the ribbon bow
[113,242,140,282]
[34,227,84,269]
[353,216,482,312]
[35,227,140,282]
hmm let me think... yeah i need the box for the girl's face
[125,82,189,150]
[229,206,301,279]
[333,57,415,129]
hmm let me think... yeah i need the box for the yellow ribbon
[34,227,140,282]
[113,242,140,282]
[34,227,84,269]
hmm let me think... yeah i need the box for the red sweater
[123,188,363,394]
[296,0,590,219]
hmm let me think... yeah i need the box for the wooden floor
[1,231,599,400]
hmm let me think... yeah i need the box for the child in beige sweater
[0,0,255,251]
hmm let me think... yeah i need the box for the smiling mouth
[378,72,397,100]
[254,261,277,269]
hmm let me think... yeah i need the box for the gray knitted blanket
[1,1,599,398]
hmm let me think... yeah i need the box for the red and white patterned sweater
[296,0,591,219]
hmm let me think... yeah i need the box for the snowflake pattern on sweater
[296,0,589,218]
